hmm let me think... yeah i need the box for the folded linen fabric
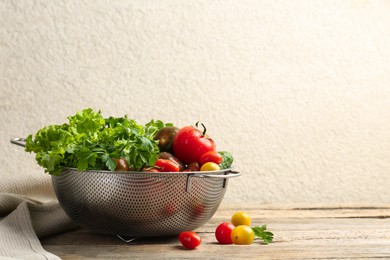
[0,173,77,259]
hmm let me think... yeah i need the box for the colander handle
[190,170,240,179]
[10,137,27,147]
[186,170,241,192]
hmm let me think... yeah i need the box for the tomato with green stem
[173,122,216,164]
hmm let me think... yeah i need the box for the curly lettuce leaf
[25,108,172,175]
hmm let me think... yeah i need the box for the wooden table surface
[41,202,390,259]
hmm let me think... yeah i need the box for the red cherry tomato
[178,231,201,249]
[215,222,235,244]
[173,123,216,164]
[155,159,180,172]
[200,151,223,165]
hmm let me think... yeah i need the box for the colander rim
[60,167,237,176]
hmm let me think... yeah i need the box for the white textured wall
[1,0,389,203]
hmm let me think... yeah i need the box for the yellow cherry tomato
[200,162,221,171]
[231,211,251,226]
[231,225,254,245]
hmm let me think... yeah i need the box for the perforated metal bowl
[52,167,240,237]
[10,137,240,237]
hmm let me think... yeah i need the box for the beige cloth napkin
[0,173,78,259]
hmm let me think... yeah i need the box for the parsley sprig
[252,225,274,244]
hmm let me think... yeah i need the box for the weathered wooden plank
[43,243,390,260]
[42,218,390,245]
[215,202,390,219]
[40,204,390,259]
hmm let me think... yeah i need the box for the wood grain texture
[41,203,390,259]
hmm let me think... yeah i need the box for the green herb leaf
[252,225,274,244]
[218,151,234,169]
[74,147,98,171]
[102,154,117,171]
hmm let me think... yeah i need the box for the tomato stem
[195,121,207,136]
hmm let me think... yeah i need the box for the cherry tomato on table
[178,231,201,249]
[231,225,254,245]
[231,211,251,226]
[215,222,235,244]
[173,123,216,164]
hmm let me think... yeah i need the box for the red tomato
[199,151,222,165]
[178,231,201,249]
[155,159,180,172]
[215,222,235,244]
[173,124,216,164]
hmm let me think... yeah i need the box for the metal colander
[52,168,240,237]
[11,137,240,237]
